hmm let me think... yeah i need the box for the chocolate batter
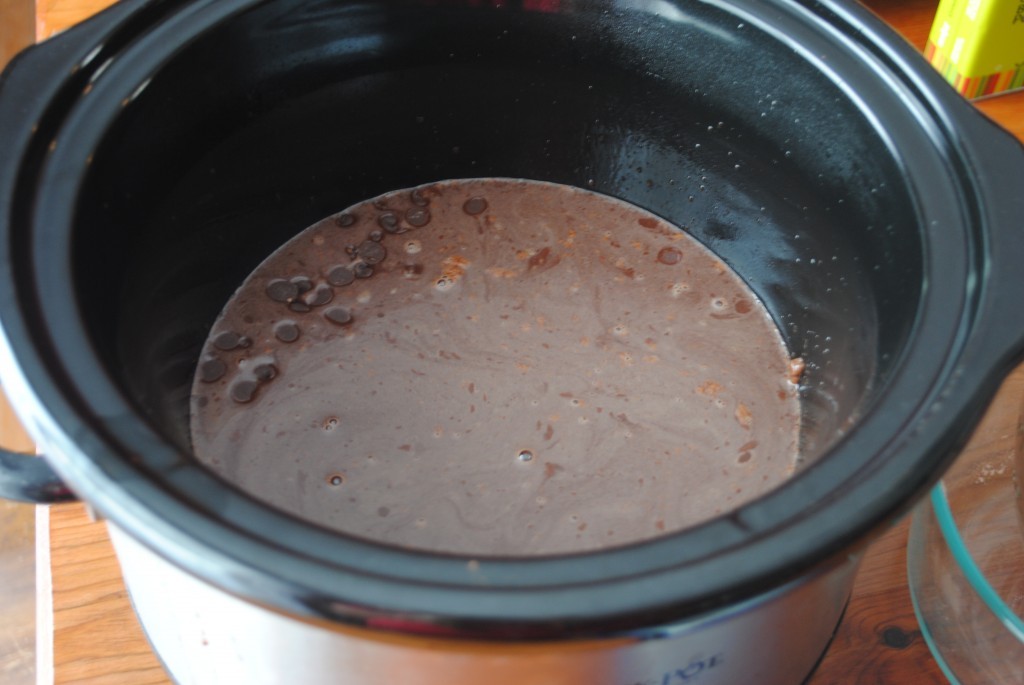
[190,179,801,556]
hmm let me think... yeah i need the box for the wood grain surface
[49,505,168,685]
[2,6,44,685]
[15,0,1024,683]
[0,392,38,685]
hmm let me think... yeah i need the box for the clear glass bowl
[907,400,1024,684]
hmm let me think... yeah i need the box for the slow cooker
[1,0,1022,683]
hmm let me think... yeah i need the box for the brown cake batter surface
[190,179,801,556]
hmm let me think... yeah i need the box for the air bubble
[336,213,357,228]
[327,473,345,486]
[518,449,534,462]
[323,417,339,431]
[657,246,683,265]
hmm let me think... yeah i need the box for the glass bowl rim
[931,481,1024,640]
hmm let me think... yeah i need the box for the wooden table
[9,0,1024,683]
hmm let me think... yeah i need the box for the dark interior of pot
[71,0,922,515]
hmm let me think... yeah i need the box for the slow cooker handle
[952,115,1024,396]
[0,450,76,504]
[0,3,138,507]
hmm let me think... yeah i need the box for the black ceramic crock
[0,0,1022,658]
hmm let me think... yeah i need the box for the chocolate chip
[230,379,258,403]
[378,211,404,234]
[303,283,334,307]
[324,307,353,326]
[253,362,277,382]
[198,356,226,383]
[290,276,313,294]
[410,188,430,207]
[463,196,488,215]
[213,331,242,351]
[326,265,355,287]
[405,207,431,227]
[274,321,300,343]
[266,278,298,303]
[356,240,386,265]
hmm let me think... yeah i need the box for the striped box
[924,0,1024,99]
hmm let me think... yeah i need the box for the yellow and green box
[924,0,1024,98]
